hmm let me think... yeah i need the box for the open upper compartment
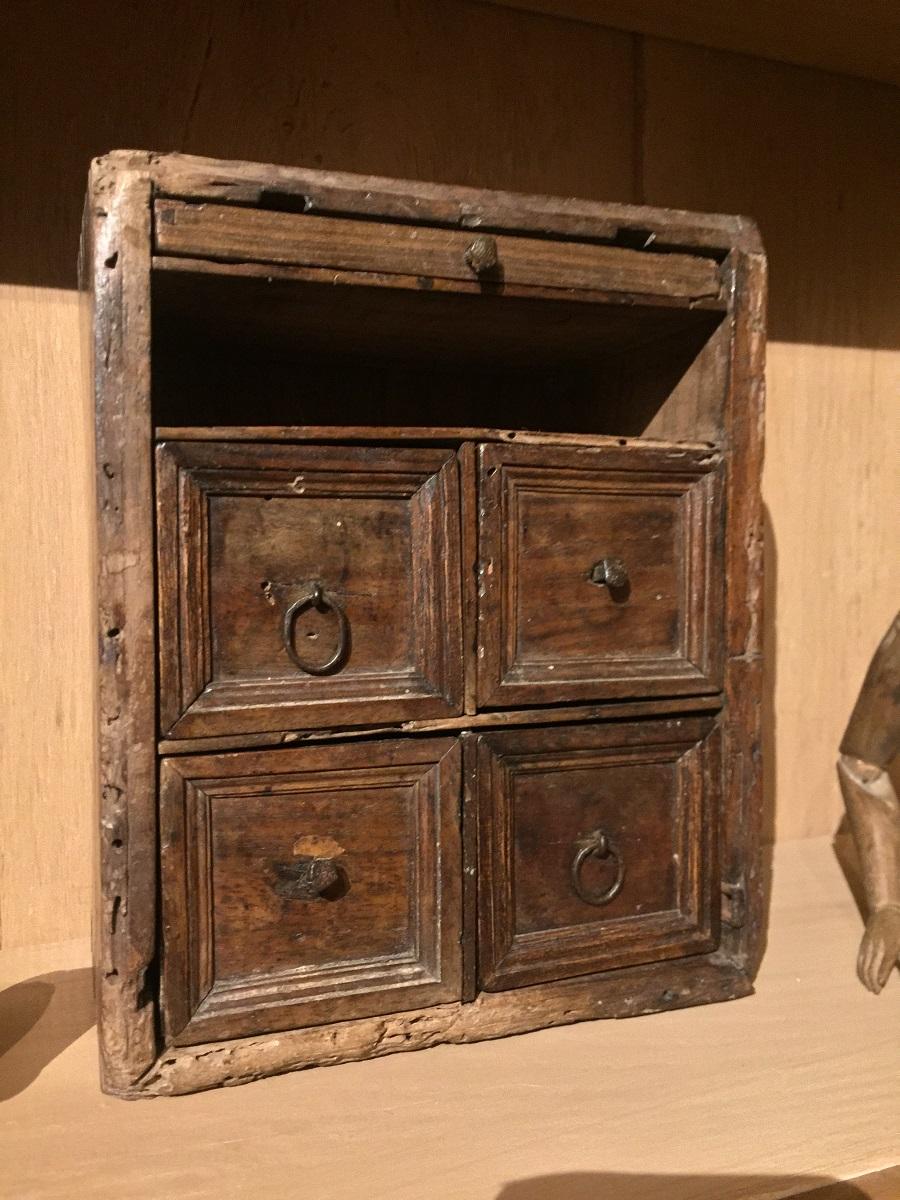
[149,194,734,445]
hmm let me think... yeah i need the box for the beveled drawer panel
[160,737,462,1043]
[476,716,720,990]
[156,441,463,737]
[476,441,724,707]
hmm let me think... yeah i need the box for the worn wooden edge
[478,437,721,474]
[153,199,724,306]
[156,694,725,756]
[459,443,480,716]
[91,151,762,256]
[720,248,767,976]
[154,424,721,452]
[85,157,160,1090]
[150,251,728,318]
[115,956,753,1098]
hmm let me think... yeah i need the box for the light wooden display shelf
[0,836,897,1200]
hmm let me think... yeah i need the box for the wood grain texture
[476,440,725,707]
[154,199,723,302]
[83,161,159,1091]
[0,838,897,1194]
[475,717,719,990]
[156,695,725,757]
[154,425,719,450]
[481,0,900,87]
[155,441,464,736]
[640,41,900,845]
[160,738,463,1043]
[0,287,95,950]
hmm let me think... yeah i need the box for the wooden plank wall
[1,0,897,948]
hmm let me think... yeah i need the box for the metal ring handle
[282,582,349,676]
[570,828,625,906]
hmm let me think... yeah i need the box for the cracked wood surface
[139,957,751,1096]
[84,161,158,1090]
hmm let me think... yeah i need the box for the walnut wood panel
[156,441,464,736]
[477,441,724,706]
[160,737,462,1043]
[157,693,725,756]
[154,200,723,304]
[476,717,719,989]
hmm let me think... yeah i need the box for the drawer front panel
[476,717,720,990]
[161,737,462,1043]
[154,200,723,304]
[157,441,463,737]
[477,441,724,706]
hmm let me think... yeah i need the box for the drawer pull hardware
[464,234,499,276]
[282,582,349,675]
[589,556,629,591]
[274,856,343,901]
[571,828,625,906]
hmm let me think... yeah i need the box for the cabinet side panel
[721,248,767,973]
[86,158,159,1092]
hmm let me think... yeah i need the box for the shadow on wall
[0,968,95,1101]
[495,1172,874,1200]
[1,0,897,352]
[756,501,779,963]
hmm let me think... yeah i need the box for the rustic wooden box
[82,151,765,1097]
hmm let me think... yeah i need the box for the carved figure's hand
[858,906,900,993]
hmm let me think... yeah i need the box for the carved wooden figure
[838,612,900,993]
[82,151,765,1096]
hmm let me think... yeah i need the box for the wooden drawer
[160,737,462,1043]
[154,200,723,304]
[156,441,463,737]
[476,441,724,706]
[476,716,720,990]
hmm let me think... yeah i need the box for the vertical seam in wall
[632,33,646,205]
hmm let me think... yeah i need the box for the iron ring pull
[570,828,625,906]
[282,582,349,676]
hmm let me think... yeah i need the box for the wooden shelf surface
[0,836,897,1199]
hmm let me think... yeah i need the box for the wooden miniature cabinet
[83,152,765,1097]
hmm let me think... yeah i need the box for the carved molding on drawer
[155,440,464,738]
[159,737,463,1044]
[476,442,725,708]
[476,716,721,991]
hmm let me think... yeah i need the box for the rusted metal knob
[464,234,499,275]
[274,856,342,900]
[590,557,629,590]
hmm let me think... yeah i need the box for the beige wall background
[1,1,898,949]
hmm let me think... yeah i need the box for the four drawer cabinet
[85,151,765,1096]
